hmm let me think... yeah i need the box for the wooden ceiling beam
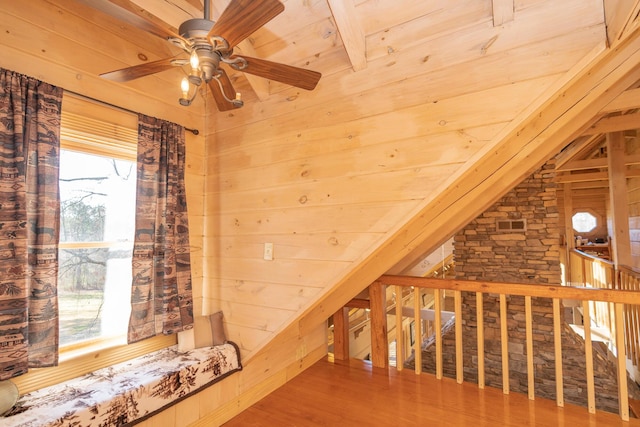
[605,0,640,46]
[583,111,640,135]
[602,86,640,113]
[556,171,609,183]
[556,168,640,183]
[562,181,610,190]
[557,153,640,172]
[555,134,604,169]
[492,0,514,26]
[327,0,367,72]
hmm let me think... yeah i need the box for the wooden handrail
[377,275,640,304]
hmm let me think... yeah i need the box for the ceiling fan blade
[210,0,284,48]
[234,56,321,90]
[208,70,243,111]
[100,57,178,82]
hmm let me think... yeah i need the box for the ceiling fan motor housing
[179,18,215,40]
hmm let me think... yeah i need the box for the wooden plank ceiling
[72,0,527,107]
[94,0,640,185]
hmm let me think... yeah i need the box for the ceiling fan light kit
[99,0,321,111]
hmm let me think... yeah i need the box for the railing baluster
[614,302,629,421]
[476,292,485,389]
[553,298,564,407]
[413,286,422,375]
[525,295,534,400]
[623,273,635,365]
[582,300,596,414]
[632,275,640,368]
[500,293,509,394]
[622,272,632,358]
[395,285,404,371]
[455,290,463,384]
[434,288,443,379]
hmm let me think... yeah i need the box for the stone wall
[453,160,561,284]
[406,160,640,414]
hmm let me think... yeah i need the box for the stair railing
[333,275,640,421]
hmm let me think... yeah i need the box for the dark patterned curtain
[0,69,62,380]
[128,114,193,343]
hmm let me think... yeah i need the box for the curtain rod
[64,89,200,135]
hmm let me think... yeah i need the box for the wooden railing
[333,275,640,421]
[620,265,640,374]
[569,249,616,342]
[570,249,640,375]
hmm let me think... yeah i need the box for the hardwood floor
[223,357,640,426]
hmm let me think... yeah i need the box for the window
[58,150,136,347]
[572,211,597,234]
[57,99,138,349]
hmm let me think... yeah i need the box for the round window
[572,211,597,233]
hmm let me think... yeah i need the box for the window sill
[11,334,177,395]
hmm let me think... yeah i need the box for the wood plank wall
[2,0,627,424]
[206,0,606,361]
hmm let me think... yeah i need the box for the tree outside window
[58,149,136,347]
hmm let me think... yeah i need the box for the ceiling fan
[99,0,322,111]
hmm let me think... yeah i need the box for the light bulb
[190,50,199,70]
[181,77,190,98]
[235,92,241,101]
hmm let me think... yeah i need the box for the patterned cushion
[4,343,242,426]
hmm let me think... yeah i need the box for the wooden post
[607,131,633,266]
[370,281,388,368]
[414,287,422,374]
[500,294,509,394]
[476,292,485,388]
[434,289,443,379]
[553,298,564,407]
[582,300,596,414]
[455,290,463,384]
[332,306,349,361]
[395,285,404,371]
[525,296,534,400]
[563,182,574,283]
[615,302,630,421]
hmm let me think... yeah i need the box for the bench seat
[4,342,242,426]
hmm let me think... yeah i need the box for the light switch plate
[264,242,274,260]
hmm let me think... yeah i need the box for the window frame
[571,209,600,235]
